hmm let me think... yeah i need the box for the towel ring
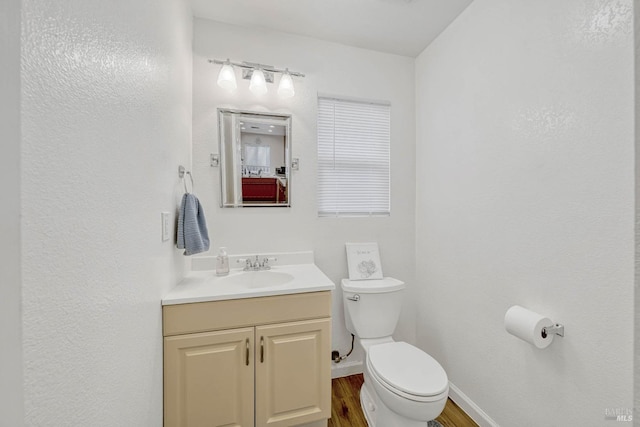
[178,165,194,194]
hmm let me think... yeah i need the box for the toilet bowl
[365,341,448,425]
[342,278,449,426]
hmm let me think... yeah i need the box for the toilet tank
[341,278,405,339]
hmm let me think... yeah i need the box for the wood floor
[328,374,478,427]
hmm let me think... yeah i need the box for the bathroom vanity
[241,177,287,203]
[162,253,334,427]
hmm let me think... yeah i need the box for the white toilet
[342,277,449,427]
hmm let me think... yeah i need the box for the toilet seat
[367,342,448,402]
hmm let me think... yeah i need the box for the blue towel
[177,193,210,256]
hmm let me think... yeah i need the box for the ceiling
[190,0,474,57]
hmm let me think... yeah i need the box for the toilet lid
[368,342,448,397]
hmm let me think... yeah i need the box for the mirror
[218,109,291,207]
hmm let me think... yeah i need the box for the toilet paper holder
[541,323,564,339]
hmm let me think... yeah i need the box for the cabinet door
[255,318,331,427]
[164,328,254,427]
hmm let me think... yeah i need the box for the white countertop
[162,255,335,305]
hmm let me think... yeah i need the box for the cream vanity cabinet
[163,291,332,427]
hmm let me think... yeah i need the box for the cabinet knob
[260,336,264,363]
[246,338,250,366]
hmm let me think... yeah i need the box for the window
[243,144,271,174]
[317,96,391,217]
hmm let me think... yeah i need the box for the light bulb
[249,69,268,96]
[217,63,237,91]
[278,71,295,98]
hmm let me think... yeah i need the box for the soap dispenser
[216,247,229,276]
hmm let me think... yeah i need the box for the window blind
[317,97,391,217]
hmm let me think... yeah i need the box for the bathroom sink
[218,270,295,288]
[162,251,336,305]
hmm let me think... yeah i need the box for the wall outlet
[161,212,171,242]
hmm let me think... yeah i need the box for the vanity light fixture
[277,70,295,98]
[216,59,237,91]
[209,59,304,98]
[249,69,268,96]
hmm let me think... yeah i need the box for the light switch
[161,212,171,242]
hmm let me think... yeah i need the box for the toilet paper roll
[504,305,554,349]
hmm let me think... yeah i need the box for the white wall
[20,0,192,424]
[415,0,634,425]
[192,19,416,371]
[635,0,640,421]
[0,0,23,425]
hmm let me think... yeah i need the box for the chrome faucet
[260,257,277,270]
[237,255,278,271]
[238,256,259,271]
[243,258,255,270]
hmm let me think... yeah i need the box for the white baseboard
[448,382,499,427]
[330,360,363,379]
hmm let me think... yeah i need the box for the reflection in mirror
[218,109,291,207]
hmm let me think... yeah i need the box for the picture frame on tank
[345,242,383,280]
